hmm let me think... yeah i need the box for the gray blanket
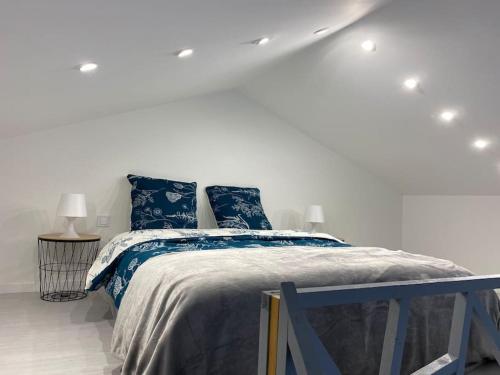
[111,246,499,374]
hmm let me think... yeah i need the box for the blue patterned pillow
[205,185,272,230]
[127,174,197,230]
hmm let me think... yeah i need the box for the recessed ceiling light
[176,49,194,58]
[361,40,376,52]
[314,27,329,35]
[254,37,271,46]
[439,110,456,123]
[79,62,98,72]
[473,138,491,150]
[403,78,419,90]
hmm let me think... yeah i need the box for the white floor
[0,292,122,375]
[0,292,499,375]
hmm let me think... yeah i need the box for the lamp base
[309,223,319,234]
[60,217,80,239]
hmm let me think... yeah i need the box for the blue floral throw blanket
[86,229,348,308]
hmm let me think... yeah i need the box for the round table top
[38,233,101,242]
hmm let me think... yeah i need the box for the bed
[85,229,500,375]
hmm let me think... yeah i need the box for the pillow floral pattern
[128,174,197,230]
[205,185,272,230]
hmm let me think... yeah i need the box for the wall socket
[96,215,111,227]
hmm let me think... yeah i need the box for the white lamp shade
[305,205,324,224]
[56,193,87,218]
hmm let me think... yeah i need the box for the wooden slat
[286,315,341,375]
[280,282,309,375]
[276,287,291,375]
[379,298,411,375]
[411,354,458,375]
[281,282,341,375]
[448,293,473,375]
[297,275,500,309]
[267,294,280,375]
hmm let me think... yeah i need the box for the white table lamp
[57,193,87,238]
[305,205,324,233]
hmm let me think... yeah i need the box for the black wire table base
[41,290,87,302]
[38,237,100,302]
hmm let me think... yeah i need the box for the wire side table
[38,233,100,302]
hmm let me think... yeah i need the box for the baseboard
[0,282,36,294]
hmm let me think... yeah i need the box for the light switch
[97,215,111,227]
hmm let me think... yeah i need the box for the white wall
[403,195,500,275]
[0,90,402,292]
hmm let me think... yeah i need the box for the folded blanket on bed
[86,229,348,307]
[86,229,500,375]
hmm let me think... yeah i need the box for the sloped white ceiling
[243,0,500,194]
[0,0,389,138]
